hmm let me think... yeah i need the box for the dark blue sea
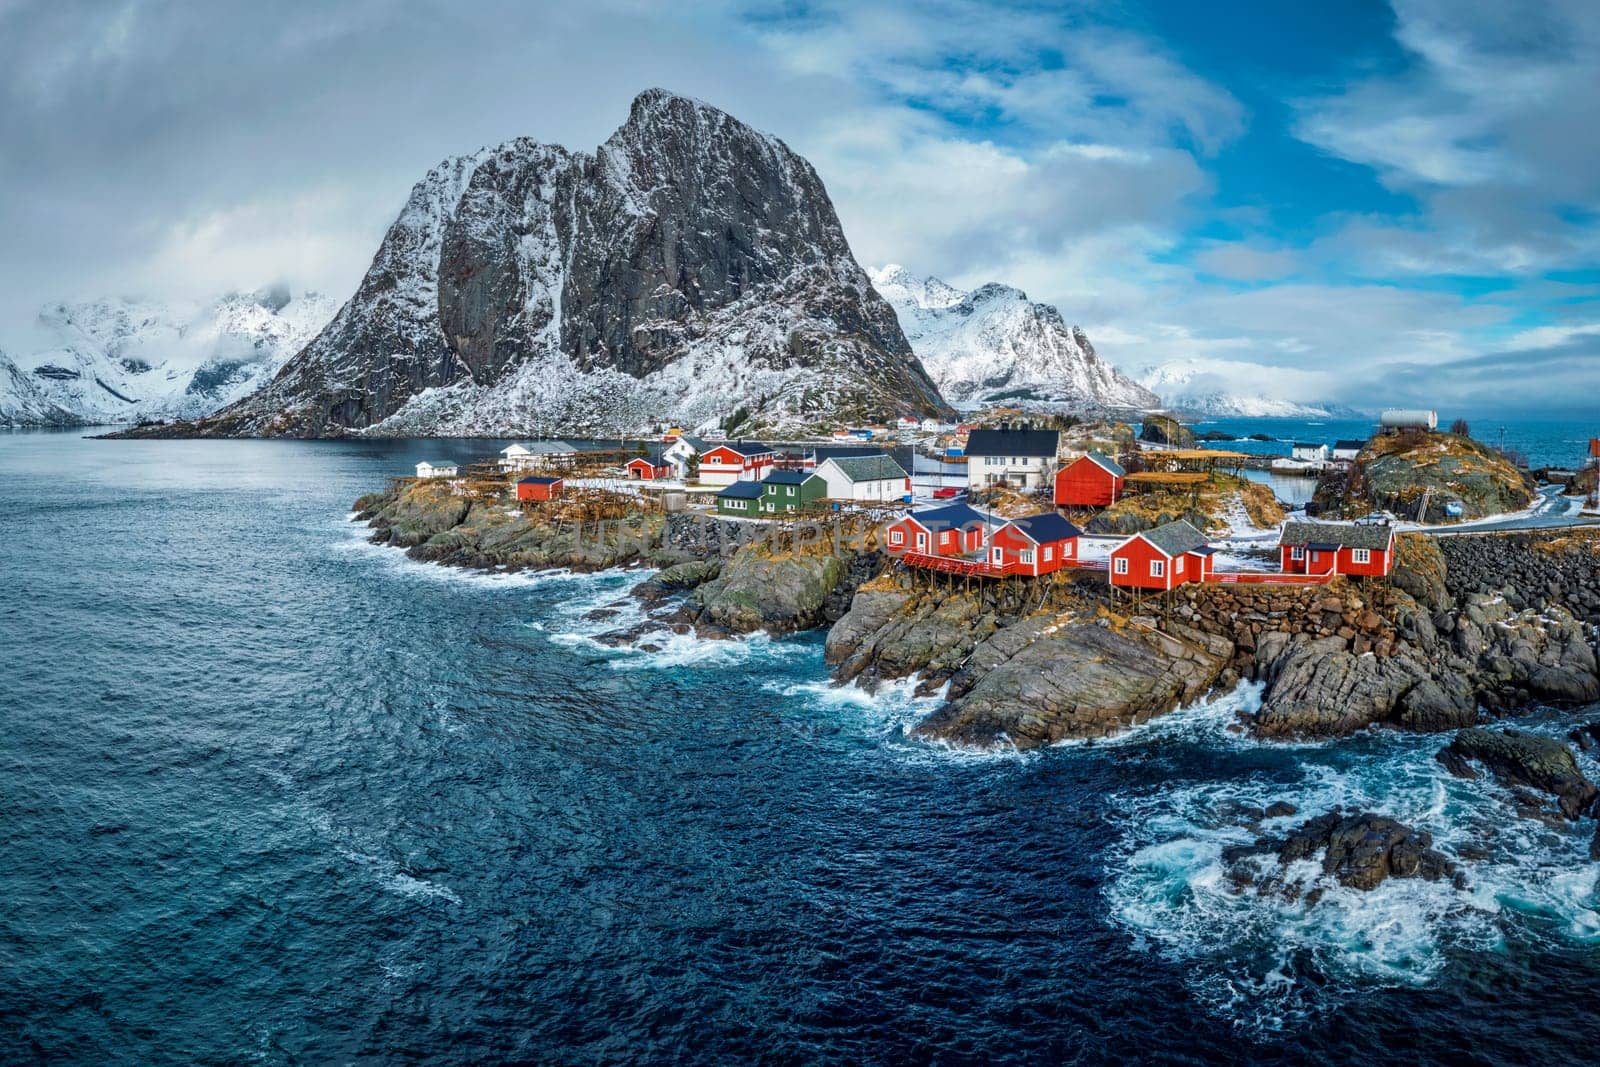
[4,431,1599,1064]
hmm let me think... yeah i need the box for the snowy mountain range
[870,265,1159,412]
[0,287,334,426]
[139,89,946,439]
[1137,359,1362,419]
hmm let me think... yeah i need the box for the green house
[759,470,827,514]
[716,480,764,516]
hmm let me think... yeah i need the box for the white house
[815,454,910,502]
[963,427,1061,489]
[1291,442,1329,464]
[895,416,921,433]
[920,418,947,433]
[662,435,706,479]
[498,441,577,470]
[1331,439,1364,462]
[415,461,459,479]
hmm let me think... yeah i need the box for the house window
[992,547,1004,564]
[916,532,928,550]
[1175,556,1185,574]
[1020,549,1035,565]
[1043,546,1053,561]
[787,486,795,496]
[1291,546,1304,560]
[890,530,903,545]
[1352,548,1370,564]
[1113,557,1129,575]
[1150,560,1165,577]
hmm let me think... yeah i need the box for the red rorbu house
[1109,520,1214,591]
[1278,520,1395,577]
[987,512,1083,576]
[1054,450,1126,508]
[885,503,990,557]
[516,476,563,502]
[625,457,670,480]
[698,441,776,486]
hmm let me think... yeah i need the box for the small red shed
[1055,451,1126,508]
[1109,520,1213,591]
[987,512,1082,576]
[625,457,669,480]
[885,502,990,557]
[1278,520,1394,577]
[516,476,563,502]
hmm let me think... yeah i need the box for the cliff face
[184,90,948,438]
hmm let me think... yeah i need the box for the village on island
[403,406,1600,602]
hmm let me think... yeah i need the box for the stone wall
[1437,531,1600,625]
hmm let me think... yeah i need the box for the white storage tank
[1379,409,1437,431]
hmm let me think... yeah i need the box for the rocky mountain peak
[172,91,946,437]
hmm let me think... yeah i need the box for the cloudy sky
[3,0,1597,413]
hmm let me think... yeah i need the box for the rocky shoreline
[356,479,1600,882]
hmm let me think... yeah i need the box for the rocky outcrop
[1319,430,1534,522]
[146,90,948,439]
[1437,728,1599,820]
[1437,531,1600,626]
[1226,811,1458,898]
[689,551,846,635]
[1138,414,1195,447]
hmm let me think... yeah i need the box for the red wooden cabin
[987,513,1083,576]
[1278,521,1394,577]
[625,457,669,480]
[885,503,989,557]
[516,476,563,502]
[1054,451,1125,508]
[698,441,776,486]
[1109,520,1213,591]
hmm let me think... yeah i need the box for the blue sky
[1,0,1596,413]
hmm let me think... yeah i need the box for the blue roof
[1007,512,1083,543]
[906,502,990,531]
[517,476,562,485]
[718,480,764,499]
[762,470,817,486]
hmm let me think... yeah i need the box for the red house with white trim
[1278,521,1395,577]
[1054,451,1126,508]
[516,476,563,502]
[885,503,990,557]
[987,513,1083,576]
[1109,520,1214,591]
[698,441,776,486]
[625,457,670,480]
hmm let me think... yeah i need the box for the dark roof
[1137,520,1210,557]
[710,440,773,457]
[517,476,563,485]
[1083,450,1126,477]
[1280,520,1394,550]
[963,428,1060,458]
[811,446,884,461]
[718,480,765,499]
[763,470,818,486]
[1333,440,1366,451]
[1291,442,1325,450]
[1007,512,1083,543]
[627,452,665,465]
[822,454,909,482]
[905,502,990,531]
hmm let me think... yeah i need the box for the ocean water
[1189,415,1597,471]
[3,430,1599,1063]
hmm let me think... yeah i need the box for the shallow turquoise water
[2,431,1598,1063]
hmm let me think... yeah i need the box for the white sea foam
[1103,706,1600,1031]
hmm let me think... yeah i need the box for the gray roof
[1333,440,1366,451]
[1084,450,1126,477]
[1279,520,1394,550]
[712,440,774,457]
[419,460,455,467]
[508,439,577,454]
[964,428,1060,458]
[1138,520,1210,557]
[822,454,909,482]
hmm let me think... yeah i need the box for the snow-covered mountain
[0,287,335,426]
[870,265,1158,413]
[1139,359,1359,419]
[160,89,947,439]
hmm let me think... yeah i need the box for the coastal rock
[690,550,845,635]
[632,559,721,602]
[1138,414,1195,447]
[1229,810,1457,896]
[912,618,1232,748]
[1436,728,1599,820]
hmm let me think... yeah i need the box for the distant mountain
[870,265,1158,412]
[0,287,335,426]
[1139,359,1363,419]
[157,89,947,439]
